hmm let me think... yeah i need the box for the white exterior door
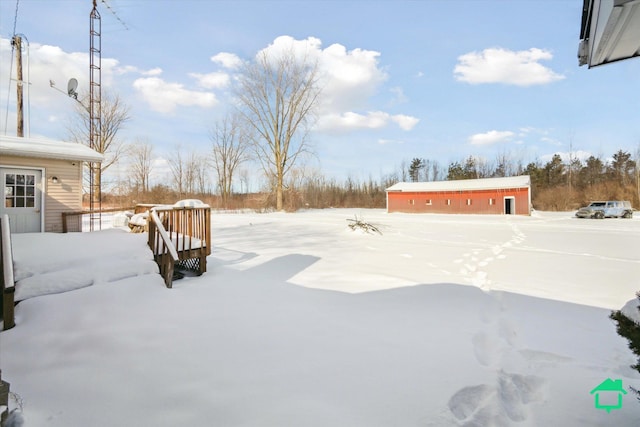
[1,168,42,233]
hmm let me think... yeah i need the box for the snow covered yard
[1,209,639,426]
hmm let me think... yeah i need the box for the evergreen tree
[543,154,565,187]
[610,292,640,401]
[408,158,425,182]
[581,156,605,187]
[447,161,465,180]
[610,150,634,185]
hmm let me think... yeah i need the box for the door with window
[1,168,42,232]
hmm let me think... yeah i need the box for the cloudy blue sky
[1,0,639,188]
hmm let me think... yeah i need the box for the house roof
[579,0,640,67]
[590,378,627,394]
[386,176,531,193]
[0,135,104,162]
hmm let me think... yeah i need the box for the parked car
[575,201,633,219]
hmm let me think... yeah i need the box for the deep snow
[1,209,639,426]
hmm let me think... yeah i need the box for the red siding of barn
[387,187,530,215]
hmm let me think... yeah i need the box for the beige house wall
[1,156,82,232]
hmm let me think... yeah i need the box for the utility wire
[101,0,129,30]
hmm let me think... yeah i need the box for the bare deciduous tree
[129,138,154,194]
[235,47,321,211]
[189,154,211,195]
[239,168,250,194]
[168,146,210,198]
[210,114,250,206]
[168,145,186,197]
[66,90,131,200]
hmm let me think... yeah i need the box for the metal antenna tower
[89,0,102,231]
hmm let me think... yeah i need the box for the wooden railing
[1,214,15,330]
[147,205,211,288]
[62,206,136,232]
[148,210,179,288]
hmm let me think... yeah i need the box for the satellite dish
[67,78,78,99]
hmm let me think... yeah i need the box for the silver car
[575,201,633,219]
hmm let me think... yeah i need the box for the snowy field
[2,209,640,426]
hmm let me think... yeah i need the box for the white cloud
[518,126,536,134]
[540,136,563,146]
[469,130,515,145]
[317,41,388,112]
[132,77,217,113]
[317,111,388,131]
[391,114,419,131]
[144,67,163,76]
[258,35,323,64]
[454,48,565,86]
[149,157,171,184]
[389,86,408,105]
[114,65,163,76]
[316,111,419,132]
[255,36,416,134]
[540,150,593,163]
[189,71,230,89]
[0,37,127,110]
[210,52,242,69]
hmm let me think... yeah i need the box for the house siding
[1,156,82,232]
[387,186,530,215]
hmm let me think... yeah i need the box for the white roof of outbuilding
[0,135,103,162]
[386,175,531,192]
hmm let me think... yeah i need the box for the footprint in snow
[472,332,500,367]
[448,371,545,425]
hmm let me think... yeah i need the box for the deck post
[0,369,10,424]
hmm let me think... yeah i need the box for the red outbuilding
[386,176,531,215]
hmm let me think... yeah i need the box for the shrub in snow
[346,215,382,235]
[610,291,640,400]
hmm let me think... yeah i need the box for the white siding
[1,156,82,232]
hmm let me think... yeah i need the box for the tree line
[100,145,638,213]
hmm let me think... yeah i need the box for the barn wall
[2,156,82,232]
[387,187,530,215]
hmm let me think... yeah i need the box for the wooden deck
[146,205,211,288]
[1,214,15,330]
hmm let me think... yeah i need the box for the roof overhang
[386,176,531,193]
[0,135,104,162]
[579,0,640,68]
